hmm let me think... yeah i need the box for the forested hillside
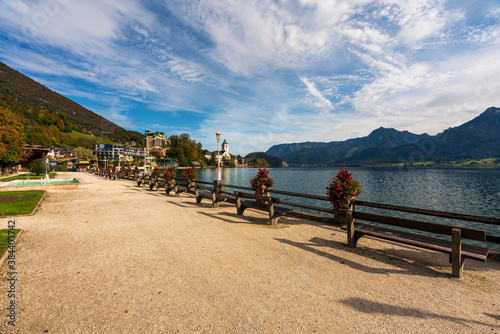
[0,61,144,148]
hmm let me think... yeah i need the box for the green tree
[25,125,56,147]
[178,150,188,166]
[165,133,203,166]
[250,158,270,168]
[0,107,25,174]
[74,147,94,159]
[28,158,47,176]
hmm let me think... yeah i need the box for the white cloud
[348,46,500,135]
[462,25,500,45]
[165,0,371,74]
[166,57,205,82]
[1,0,499,155]
[381,0,464,49]
[0,0,157,58]
[299,76,334,111]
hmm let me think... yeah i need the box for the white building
[204,139,232,163]
[215,139,231,162]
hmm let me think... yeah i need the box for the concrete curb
[0,229,23,268]
[30,190,47,216]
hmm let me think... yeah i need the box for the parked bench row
[90,171,499,278]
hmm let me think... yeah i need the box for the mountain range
[267,107,500,165]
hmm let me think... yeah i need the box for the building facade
[144,130,168,152]
[123,146,148,162]
[216,139,231,161]
[94,144,148,164]
[94,144,123,163]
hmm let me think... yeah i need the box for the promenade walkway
[1,172,499,333]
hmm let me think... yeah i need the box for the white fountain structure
[41,158,50,184]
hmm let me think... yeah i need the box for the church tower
[222,139,229,153]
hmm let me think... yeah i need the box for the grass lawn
[0,190,46,216]
[0,229,21,259]
[69,130,122,145]
[0,173,57,182]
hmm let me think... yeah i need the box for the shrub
[182,167,196,185]
[250,168,274,195]
[165,166,175,181]
[326,168,362,209]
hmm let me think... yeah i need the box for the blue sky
[0,0,499,155]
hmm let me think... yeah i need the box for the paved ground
[1,172,499,333]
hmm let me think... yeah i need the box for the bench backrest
[195,185,213,192]
[234,191,281,204]
[346,210,486,242]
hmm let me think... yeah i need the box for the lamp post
[216,131,221,180]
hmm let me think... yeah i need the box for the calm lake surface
[193,167,500,250]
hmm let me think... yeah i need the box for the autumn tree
[74,147,95,160]
[164,133,203,166]
[0,107,25,174]
[149,149,164,159]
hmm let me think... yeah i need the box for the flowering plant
[165,166,175,182]
[182,167,196,185]
[250,168,274,195]
[152,166,160,178]
[326,168,362,209]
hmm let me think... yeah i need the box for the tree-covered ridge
[0,107,24,173]
[244,152,288,167]
[0,61,144,146]
[165,133,203,167]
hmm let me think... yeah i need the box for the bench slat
[353,211,486,242]
[352,222,488,262]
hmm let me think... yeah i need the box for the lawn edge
[0,229,23,268]
[31,190,47,215]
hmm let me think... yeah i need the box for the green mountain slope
[0,61,143,146]
[244,152,288,167]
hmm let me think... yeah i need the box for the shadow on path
[198,211,270,226]
[274,237,447,278]
[340,297,499,329]
[168,201,193,208]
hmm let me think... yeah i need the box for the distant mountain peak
[484,106,499,113]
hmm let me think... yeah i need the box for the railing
[115,176,500,249]
[353,200,500,245]
[198,181,500,249]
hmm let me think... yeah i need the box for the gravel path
[1,172,499,333]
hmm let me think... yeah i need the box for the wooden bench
[165,181,187,197]
[338,209,489,278]
[138,174,152,187]
[149,175,166,191]
[233,191,292,226]
[194,185,226,208]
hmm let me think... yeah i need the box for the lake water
[192,167,500,250]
